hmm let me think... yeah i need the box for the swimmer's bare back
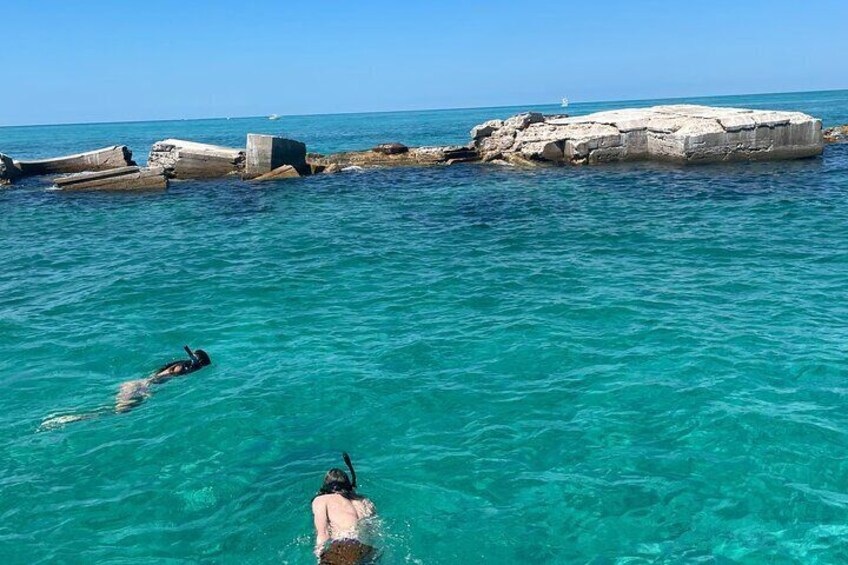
[114,357,198,413]
[312,493,376,554]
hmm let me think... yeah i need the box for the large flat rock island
[472,104,823,166]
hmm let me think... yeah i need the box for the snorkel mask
[342,452,357,490]
[318,453,358,496]
[184,345,211,370]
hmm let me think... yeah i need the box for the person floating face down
[312,453,377,564]
[115,346,211,413]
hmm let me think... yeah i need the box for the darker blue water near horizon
[3,90,848,161]
[2,90,848,563]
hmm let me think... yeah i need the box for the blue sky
[1,0,846,126]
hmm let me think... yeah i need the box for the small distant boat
[268,114,280,121]
[561,97,569,108]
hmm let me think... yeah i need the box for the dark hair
[319,468,354,497]
[153,348,211,378]
[193,349,211,367]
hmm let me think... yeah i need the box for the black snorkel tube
[314,453,359,499]
[183,345,213,373]
[342,452,357,490]
[184,345,199,364]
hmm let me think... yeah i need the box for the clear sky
[1,0,846,126]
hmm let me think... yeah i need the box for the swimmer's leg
[38,407,110,432]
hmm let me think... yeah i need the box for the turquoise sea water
[2,90,848,563]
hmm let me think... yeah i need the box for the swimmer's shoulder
[312,494,333,515]
[353,496,376,517]
[313,493,365,511]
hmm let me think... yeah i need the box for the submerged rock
[471,105,823,165]
[252,164,301,181]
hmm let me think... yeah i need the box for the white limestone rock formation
[472,105,823,165]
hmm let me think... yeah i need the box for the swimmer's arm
[153,362,182,379]
[312,497,330,559]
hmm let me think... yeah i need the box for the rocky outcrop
[5,105,831,193]
[311,144,479,170]
[1,153,21,185]
[472,105,823,165]
[14,146,135,176]
[373,142,409,155]
[148,139,245,179]
[53,166,167,191]
[824,125,848,143]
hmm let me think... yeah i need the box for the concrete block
[148,139,244,179]
[15,146,135,176]
[245,134,307,178]
[54,166,167,191]
[252,165,301,182]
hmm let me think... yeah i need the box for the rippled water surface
[2,91,848,563]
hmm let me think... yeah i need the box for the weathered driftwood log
[148,139,245,179]
[1,153,21,185]
[310,145,479,170]
[824,125,848,143]
[14,146,135,176]
[252,164,301,182]
[471,105,823,165]
[53,166,167,192]
[244,134,308,178]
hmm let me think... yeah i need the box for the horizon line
[1,87,845,130]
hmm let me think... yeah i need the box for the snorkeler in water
[39,346,211,430]
[114,346,211,413]
[312,453,378,564]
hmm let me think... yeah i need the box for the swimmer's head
[192,349,211,368]
[319,468,353,496]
